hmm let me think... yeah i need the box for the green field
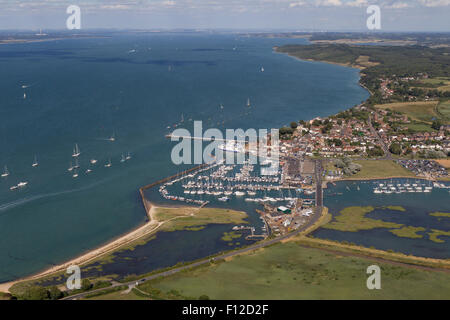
[437,100,450,121]
[322,206,403,232]
[375,101,440,123]
[154,207,248,233]
[430,212,450,218]
[350,160,415,179]
[419,77,450,92]
[389,226,426,239]
[126,242,450,300]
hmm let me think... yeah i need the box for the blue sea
[0,32,369,283]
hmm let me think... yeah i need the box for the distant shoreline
[0,36,109,45]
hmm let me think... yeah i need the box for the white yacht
[85,169,92,174]
[1,166,9,178]
[10,185,18,191]
[17,181,28,187]
[105,159,112,168]
[32,155,38,167]
[108,133,115,142]
[72,144,81,157]
[73,158,80,169]
[90,159,98,165]
[125,152,132,161]
[72,170,79,178]
[67,162,74,172]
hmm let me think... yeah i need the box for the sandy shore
[0,203,161,293]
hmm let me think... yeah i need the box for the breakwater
[138,163,210,217]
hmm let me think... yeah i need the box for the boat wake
[0,178,112,213]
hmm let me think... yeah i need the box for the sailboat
[247,98,251,107]
[68,162,74,172]
[105,159,112,168]
[73,158,80,169]
[32,155,38,167]
[72,144,81,157]
[90,159,98,165]
[72,170,79,178]
[261,67,264,72]
[108,133,115,142]
[23,92,27,99]
[120,154,126,163]
[1,165,9,178]
[125,152,132,161]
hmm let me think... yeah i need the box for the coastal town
[278,104,449,180]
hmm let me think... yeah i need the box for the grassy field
[350,160,415,179]
[437,99,450,121]
[389,226,426,239]
[419,77,450,92]
[430,212,450,218]
[128,242,450,300]
[375,101,440,123]
[322,206,403,232]
[154,207,248,233]
[428,230,450,243]
[86,288,149,300]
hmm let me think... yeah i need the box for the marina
[156,160,309,207]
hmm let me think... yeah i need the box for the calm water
[0,32,369,282]
[314,179,450,259]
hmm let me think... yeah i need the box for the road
[64,163,325,300]
[368,114,392,160]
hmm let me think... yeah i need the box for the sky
[0,0,448,31]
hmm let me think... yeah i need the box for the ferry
[218,141,244,153]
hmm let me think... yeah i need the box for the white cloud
[316,0,343,6]
[390,2,411,8]
[346,0,368,7]
[289,1,307,7]
[162,0,176,6]
[418,0,450,7]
